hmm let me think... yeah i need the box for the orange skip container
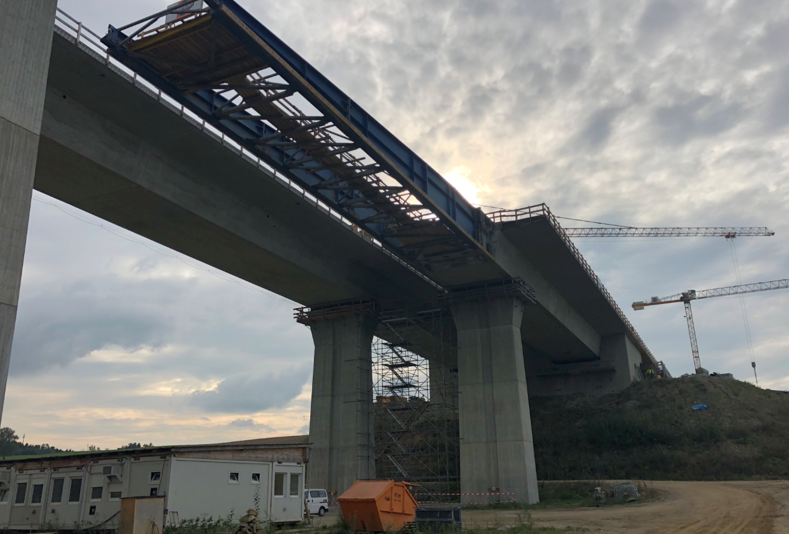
[338,480,418,531]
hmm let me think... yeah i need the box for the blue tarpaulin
[692,404,708,410]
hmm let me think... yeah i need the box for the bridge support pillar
[0,1,58,425]
[447,279,539,504]
[299,302,377,497]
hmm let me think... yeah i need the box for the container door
[270,466,304,523]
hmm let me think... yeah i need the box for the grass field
[531,375,789,481]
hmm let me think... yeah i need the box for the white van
[304,488,330,516]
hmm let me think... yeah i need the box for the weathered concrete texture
[37,34,440,308]
[0,0,58,425]
[494,234,601,362]
[307,315,376,495]
[0,1,57,135]
[0,304,18,420]
[524,333,644,397]
[0,121,39,307]
[452,297,539,504]
[429,357,458,411]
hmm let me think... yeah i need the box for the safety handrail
[489,204,657,366]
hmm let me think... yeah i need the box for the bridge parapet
[489,204,658,368]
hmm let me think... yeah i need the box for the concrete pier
[304,304,377,495]
[0,1,58,424]
[449,280,540,504]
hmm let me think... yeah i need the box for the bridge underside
[0,4,659,510]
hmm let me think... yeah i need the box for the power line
[727,237,759,386]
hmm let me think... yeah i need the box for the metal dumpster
[338,480,418,531]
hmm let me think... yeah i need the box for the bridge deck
[102,0,504,281]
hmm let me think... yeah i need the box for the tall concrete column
[449,280,539,504]
[0,1,58,425]
[305,305,377,496]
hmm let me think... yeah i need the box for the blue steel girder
[101,0,500,277]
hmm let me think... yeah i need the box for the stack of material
[612,483,639,502]
[233,509,265,534]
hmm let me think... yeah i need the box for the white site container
[166,458,304,525]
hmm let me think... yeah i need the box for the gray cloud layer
[12,0,789,448]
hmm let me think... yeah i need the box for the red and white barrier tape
[414,492,516,497]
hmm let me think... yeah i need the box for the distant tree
[0,428,18,458]
[0,427,63,458]
[117,442,155,450]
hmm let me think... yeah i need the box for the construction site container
[338,480,418,531]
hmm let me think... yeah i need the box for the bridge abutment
[448,280,540,504]
[0,0,58,425]
[301,302,377,496]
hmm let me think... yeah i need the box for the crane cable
[727,237,759,387]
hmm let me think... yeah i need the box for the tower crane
[632,279,789,375]
[563,227,774,238]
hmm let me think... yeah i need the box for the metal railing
[489,204,658,366]
[52,8,443,293]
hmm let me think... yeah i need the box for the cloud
[227,419,275,432]
[652,93,745,145]
[10,276,175,375]
[572,107,623,150]
[10,0,789,452]
[638,0,681,39]
[190,365,312,414]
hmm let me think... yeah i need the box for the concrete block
[0,120,39,307]
[0,303,18,421]
[0,0,57,134]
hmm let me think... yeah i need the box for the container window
[31,484,43,504]
[289,474,299,497]
[251,473,260,485]
[229,473,239,484]
[68,478,82,503]
[149,472,161,484]
[274,473,284,497]
[109,491,122,500]
[14,483,26,505]
[91,487,103,501]
[51,479,64,503]
[0,489,8,502]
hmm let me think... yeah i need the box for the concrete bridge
[0,1,658,504]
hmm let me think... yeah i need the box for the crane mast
[633,279,789,374]
[683,300,701,372]
[564,227,774,238]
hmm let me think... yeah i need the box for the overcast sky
[8,0,789,450]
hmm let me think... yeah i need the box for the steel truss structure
[102,0,495,274]
[633,279,789,372]
[372,305,459,501]
[633,279,789,308]
[563,227,775,238]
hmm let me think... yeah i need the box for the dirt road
[464,481,789,533]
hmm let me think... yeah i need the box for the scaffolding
[372,304,460,502]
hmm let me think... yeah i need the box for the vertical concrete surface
[451,296,539,504]
[307,315,376,495]
[429,355,458,411]
[0,0,58,425]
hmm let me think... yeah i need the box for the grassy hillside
[530,375,789,481]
